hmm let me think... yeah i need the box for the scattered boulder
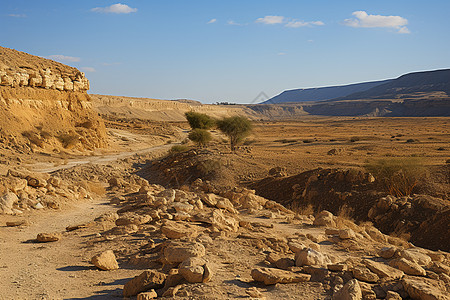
[161,220,199,239]
[402,276,450,300]
[162,241,205,264]
[268,167,287,177]
[123,270,167,297]
[351,266,379,283]
[389,258,426,276]
[36,232,60,242]
[385,291,402,300]
[295,248,327,267]
[363,259,404,280]
[0,192,19,214]
[251,267,310,285]
[313,210,336,227]
[398,248,432,266]
[178,257,213,283]
[90,250,119,271]
[332,279,362,300]
[339,229,356,240]
[6,220,28,227]
[379,247,398,259]
[137,290,158,300]
[246,287,265,298]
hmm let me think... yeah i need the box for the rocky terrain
[0,46,449,299]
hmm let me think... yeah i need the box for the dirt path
[0,198,140,299]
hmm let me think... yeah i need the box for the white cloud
[47,55,81,63]
[81,67,96,73]
[343,11,409,33]
[91,3,137,14]
[277,52,287,56]
[227,20,245,26]
[255,15,285,25]
[285,20,324,28]
[207,18,217,24]
[8,14,26,18]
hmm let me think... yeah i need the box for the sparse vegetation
[188,129,212,147]
[365,157,427,197]
[169,145,189,154]
[216,116,252,151]
[184,111,216,130]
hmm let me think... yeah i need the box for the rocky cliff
[0,46,106,153]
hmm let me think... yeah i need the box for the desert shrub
[406,139,416,143]
[216,116,252,151]
[350,136,360,143]
[197,159,222,176]
[303,139,314,143]
[185,111,215,130]
[169,145,189,154]
[365,158,427,197]
[188,129,212,147]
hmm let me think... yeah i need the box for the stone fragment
[162,286,181,297]
[161,220,198,239]
[171,202,194,213]
[6,220,28,227]
[379,247,397,259]
[90,250,119,271]
[352,266,379,283]
[178,257,212,283]
[123,270,167,297]
[193,209,239,232]
[0,192,18,214]
[137,290,158,300]
[295,248,327,267]
[313,210,336,227]
[246,287,265,298]
[429,262,450,275]
[363,259,404,280]
[109,224,139,235]
[398,248,432,266]
[402,276,450,300]
[216,198,237,214]
[36,232,61,242]
[332,279,362,300]
[251,267,310,285]
[339,229,356,239]
[385,291,402,300]
[162,241,205,264]
[389,258,426,276]
[328,264,347,272]
[115,214,151,226]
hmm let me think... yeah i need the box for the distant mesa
[264,68,450,104]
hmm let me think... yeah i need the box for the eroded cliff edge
[0,46,106,153]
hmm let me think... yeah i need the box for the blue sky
[1,0,449,103]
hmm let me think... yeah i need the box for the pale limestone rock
[363,259,404,280]
[399,248,432,266]
[385,291,402,300]
[63,77,73,91]
[0,192,18,214]
[178,257,211,283]
[390,258,426,276]
[339,229,356,239]
[161,220,198,239]
[379,247,398,259]
[54,76,64,90]
[402,276,450,300]
[332,279,362,300]
[90,250,119,271]
[251,267,310,285]
[246,287,265,299]
[351,266,379,283]
[295,248,327,267]
[162,241,205,264]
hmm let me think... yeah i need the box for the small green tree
[216,116,252,151]
[188,129,212,147]
[185,111,215,130]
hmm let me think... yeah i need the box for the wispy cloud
[285,20,324,28]
[343,11,409,33]
[227,20,245,26]
[255,15,324,28]
[47,55,81,63]
[91,3,137,14]
[8,14,27,18]
[207,18,217,24]
[277,52,287,56]
[255,15,285,25]
[81,67,96,73]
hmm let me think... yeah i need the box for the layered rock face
[0,46,106,152]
